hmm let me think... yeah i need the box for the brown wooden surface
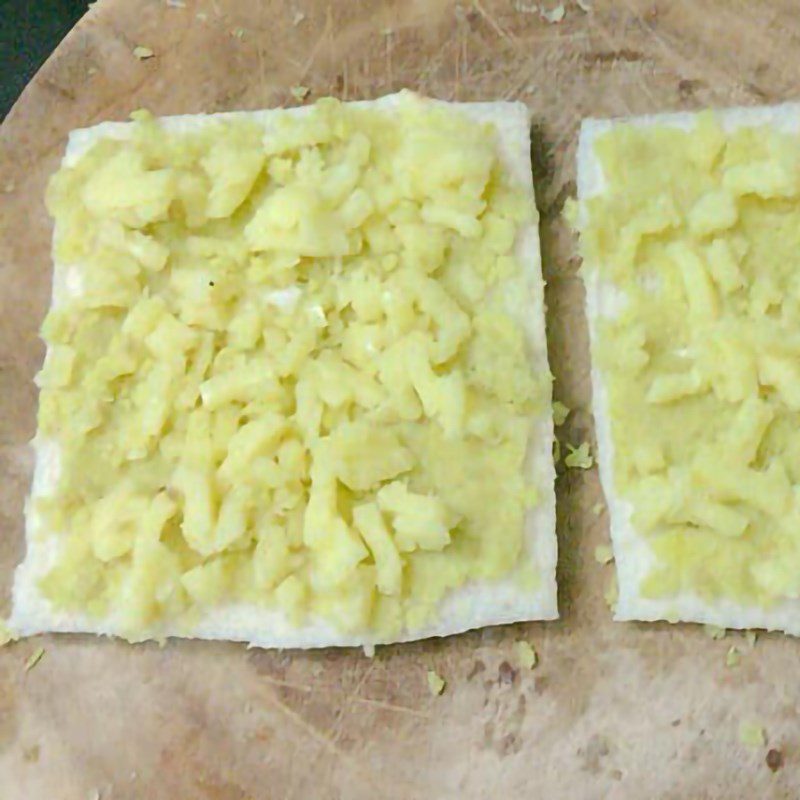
[2,1,800,798]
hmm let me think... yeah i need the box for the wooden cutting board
[1,1,799,797]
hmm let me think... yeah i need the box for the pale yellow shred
[290,86,310,101]
[24,647,45,673]
[515,640,538,669]
[132,46,155,60]
[592,502,605,516]
[594,544,614,565]
[725,645,741,668]
[565,442,593,470]
[0,621,18,647]
[576,0,592,11]
[739,721,766,748]
[541,3,566,23]
[552,400,570,426]
[427,669,446,696]
[704,624,726,640]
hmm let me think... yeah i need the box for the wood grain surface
[2,1,800,798]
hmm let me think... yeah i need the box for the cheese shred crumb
[515,640,538,669]
[0,621,18,647]
[565,442,593,469]
[739,721,766,748]
[541,3,566,23]
[427,669,446,696]
[704,624,726,640]
[24,647,45,673]
[725,645,741,668]
[594,544,614,565]
[132,46,155,60]
[552,400,570,426]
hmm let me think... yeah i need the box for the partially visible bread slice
[579,102,800,635]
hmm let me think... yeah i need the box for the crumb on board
[0,621,17,646]
[552,400,570,426]
[541,3,566,22]
[427,669,446,696]
[132,46,155,60]
[739,721,766,748]
[565,442,593,469]
[290,85,311,101]
[292,10,306,26]
[592,502,604,516]
[513,1,538,12]
[704,624,726,640]
[725,646,741,668]
[24,647,45,673]
[515,641,538,670]
[231,27,246,39]
[576,0,592,11]
[594,544,614,565]
[362,643,375,658]
[196,12,208,21]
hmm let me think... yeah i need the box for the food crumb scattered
[745,630,758,648]
[24,647,45,673]
[766,748,784,772]
[541,3,566,22]
[132,46,155,60]
[725,645,741,668]
[362,643,375,658]
[739,721,766,748]
[604,574,618,611]
[575,0,592,11]
[196,11,208,21]
[594,544,614,565]
[290,85,311,101]
[565,442,593,469]
[513,1,538,13]
[231,27,246,39]
[592,502,605,516]
[0,621,17,646]
[292,11,306,26]
[427,669,446,696]
[552,400,570,426]
[515,641,538,670]
[704,624,726,640]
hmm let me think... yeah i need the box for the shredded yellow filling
[36,96,546,638]
[579,113,800,607]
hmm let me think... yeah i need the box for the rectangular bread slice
[578,102,800,636]
[11,92,558,649]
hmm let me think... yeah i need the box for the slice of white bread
[578,102,800,635]
[11,92,558,649]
